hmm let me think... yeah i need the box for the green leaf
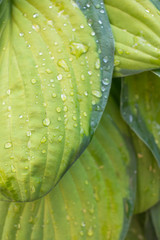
[131,132,160,214]
[95,97,137,240]
[0,95,136,240]
[104,0,160,77]
[0,0,114,201]
[121,71,160,166]
[125,215,146,240]
[150,201,160,239]
[125,212,158,240]
[151,0,160,10]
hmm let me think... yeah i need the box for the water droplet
[92,90,102,98]
[43,118,51,127]
[102,78,109,85]
[64,106,68,112]
[117,49,124,55]
[11,165,16,173]
[83,112,87,117]
[103,56,108,63]
[61,94,67,102]
[114,59,120,66]
[80,24,84,29]
[52,93,57,98]
[87,227,94,237]
[95,58,100,69]
[7,89,11,95]
[81,74,85,81]
[57,74,63,81]
[41,136,47,144]
[33,13,39,18]
[45,68,52,74]
[8,106,11,111]
[47,20,54,27]
[81,222,86,227]
[69,42,89,58]
[72,116,77,121]
[91,31,95,36]
[95,3,100,9]
[58,135,63,142]
[31,78,37,84]
[19,32,24,37]
[4,142,12,149]
[27,130,31,137]
[56,107,61,113]
[32,24,41,32]
[58,59,69,72]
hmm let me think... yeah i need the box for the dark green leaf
[150,201,160,239]
[121,71,160,166]
[131,132,160,214]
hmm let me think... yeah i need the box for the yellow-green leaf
[0,0,114,202]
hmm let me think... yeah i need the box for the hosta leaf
[95,97,137,240]
[125,213,158,240]
[131,132,160,214]
[150,201,160,239]
[121,71,160,165]
[104,0,160,77]
[0,0,114,201]
[0,96,136,240]
[125,215,146,240]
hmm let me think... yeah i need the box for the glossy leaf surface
[104,0,160,77]
[0,0,114,201]
[131,132,160,214]
[151,201,160,239]
[0,95,136,240]
[121,71,160,166]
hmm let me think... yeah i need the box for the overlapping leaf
[125,215,146,240]
[150,201,160,239]
[0,0,114,201]
[121,71,160,166]
[0,95,136,239]
[104,0,160,77]
[125,212,158,240]
[131,132,160,214]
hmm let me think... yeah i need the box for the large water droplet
[4,142,12,149]
[41,136,47,144]
[102,78,109,86]
[92,90,102,98]
[43,118,51,127]
[57,59,69,72]
[69,42,88,58]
